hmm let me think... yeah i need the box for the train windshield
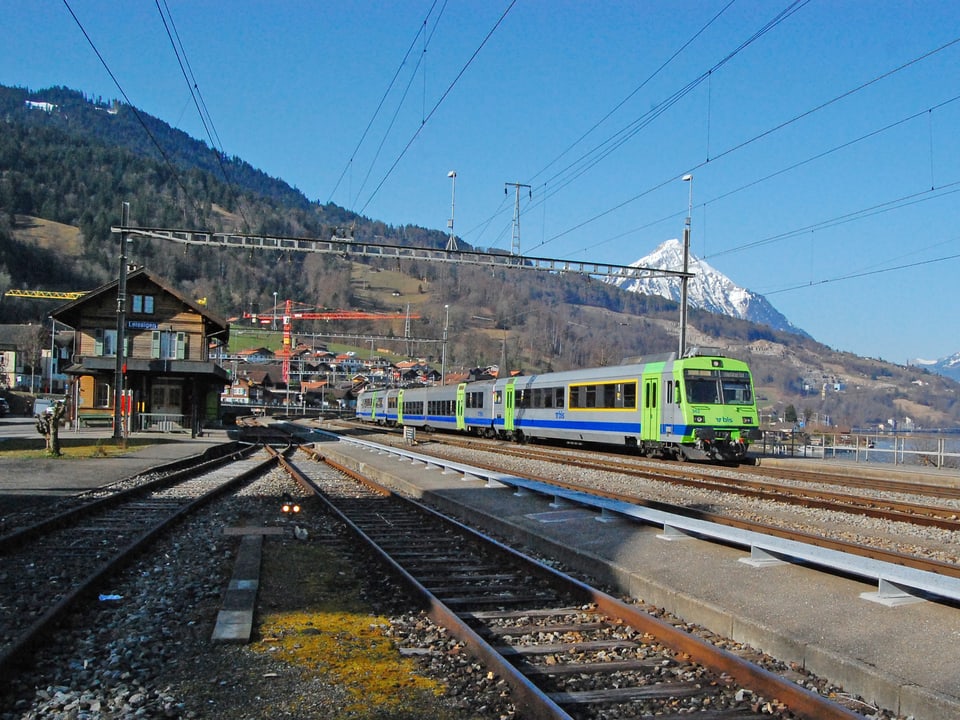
[684,370,753,405]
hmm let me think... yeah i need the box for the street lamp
[446,171,457,251]
[679,174,693,358]
[441,304,449,385]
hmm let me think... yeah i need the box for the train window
[687,378,720,404]
[584,385,596,407]
[720,373,753,404]
[494,390,502,404]
[602,384,616,408]
[666,380,672,405]
[555,388,565,407]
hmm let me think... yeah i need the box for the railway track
[278,445,864,720]
[368,429,960,536]
[0,443,278,678]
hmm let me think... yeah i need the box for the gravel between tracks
[0,465,511,720]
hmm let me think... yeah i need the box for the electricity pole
[505,182,531,256]
[679,175,693,358]
[112,202,129,440]
[446,171,458,251]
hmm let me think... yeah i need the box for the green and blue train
[356,347,762,463]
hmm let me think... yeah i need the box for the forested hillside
[1,83,958,430]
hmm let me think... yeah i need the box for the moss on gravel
[250,540,459,720]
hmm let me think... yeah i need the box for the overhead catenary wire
[513,0,814,253]
[348,1,451,213]
[326,0,443,205]
[61,0,203,220]
[532,31,960,259]
[526,0,737,188]
[468,0,741,252]
[155,0,249,229]
[575,92,960,265]
[357,0,518,217]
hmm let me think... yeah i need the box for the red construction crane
[237,300,420,382]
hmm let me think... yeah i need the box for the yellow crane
[4,289,88,300]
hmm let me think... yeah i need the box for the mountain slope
[609,239,808,337]
[4,82,960,429]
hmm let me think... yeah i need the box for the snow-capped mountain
[911,354,960,382]
[609,239,808,337]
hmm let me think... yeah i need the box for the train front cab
[672,355,761,462]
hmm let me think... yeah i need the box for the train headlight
[742,416,754,424]
[281,495,301,515]
[694,414,705,424]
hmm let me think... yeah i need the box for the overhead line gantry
[110,226,692,282]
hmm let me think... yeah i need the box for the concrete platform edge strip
[212,534,263,643]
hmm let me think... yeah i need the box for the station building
[52,267,229,435]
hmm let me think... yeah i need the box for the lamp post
[272,291,278,331]
[679,174,693,358]
[47,316,56,394]
[441,304,449,385]
[446,171,457,251]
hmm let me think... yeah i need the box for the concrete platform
[311,433,960,720]
[0,420,234,498]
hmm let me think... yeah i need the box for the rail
[287,443,863,720]
[327,431,960,607]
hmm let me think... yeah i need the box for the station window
[94,381,111,408]
[131,294,155,314]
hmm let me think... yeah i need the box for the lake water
[758,433,960,468]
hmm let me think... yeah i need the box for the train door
[641,374,660,442]
[455,383,466,430]
[503,380,516,432]
[397,389,404,424]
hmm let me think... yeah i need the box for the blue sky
[3,1,960,364]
